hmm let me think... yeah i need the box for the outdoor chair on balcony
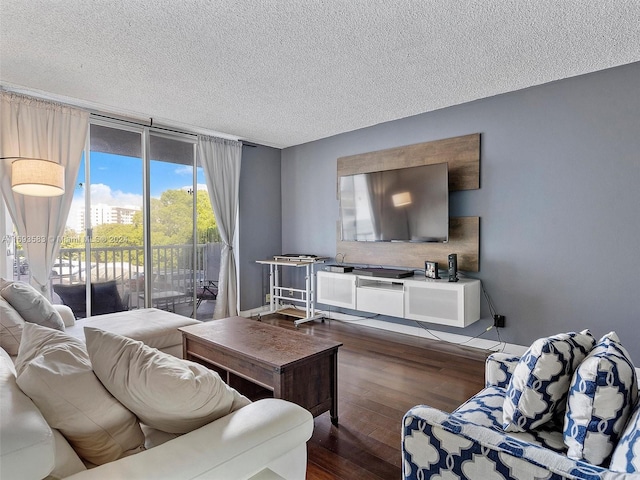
[195,281,218,311]
[53,280,128,319]
[193,242,221,316]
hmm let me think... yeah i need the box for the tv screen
[339,162,449,242]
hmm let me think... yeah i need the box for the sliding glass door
[147,133,197,314]
[57,123,145,317]
[57,120,215,319]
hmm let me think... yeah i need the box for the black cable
[413,321,447,341]
[414,319,504,348]
[486,327,507,352]
[481,283,497,317]
[458,326,496,345]
[459,272,499,318]
[496,327,506,352]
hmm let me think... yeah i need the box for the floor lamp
[8,157,65,197]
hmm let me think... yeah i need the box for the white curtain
[0,91,88,298]
[198,136,242,319]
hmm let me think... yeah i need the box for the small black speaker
[448,254,458,282]
[425,261,439,279]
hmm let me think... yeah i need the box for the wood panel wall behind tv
[336,133,481,272]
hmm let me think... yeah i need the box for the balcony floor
[174,298,216,321]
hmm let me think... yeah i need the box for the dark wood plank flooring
[255,314,488,480]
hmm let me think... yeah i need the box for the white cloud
[89,183,143,207]
[178,183,209,192]
[174,166,193,176]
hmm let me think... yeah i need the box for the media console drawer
[356,279,404,317]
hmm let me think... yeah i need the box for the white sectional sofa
[1,281,314,480]
[62,307,200,358]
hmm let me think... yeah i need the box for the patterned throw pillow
[503,330,595,432]
[564,332,639,466]
[610,400,640,473]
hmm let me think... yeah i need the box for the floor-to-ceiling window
[147,132,197,313]
[47,119,218,319]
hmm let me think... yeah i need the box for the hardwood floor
[256,314,488,480]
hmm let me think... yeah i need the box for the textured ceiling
[1,1,639,148]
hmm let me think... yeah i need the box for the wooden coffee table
[179,316,342,425]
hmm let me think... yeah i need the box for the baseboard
[327,312,527,355]
[239,305,528,355]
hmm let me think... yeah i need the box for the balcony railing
[13,243,220,312]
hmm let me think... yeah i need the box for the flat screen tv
[339,162,449,243]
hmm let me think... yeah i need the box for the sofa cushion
[53,399,313,480]
[454,385,507,430]
[503,330,595,432]
[0,346,55,480]
[91,280,127,315]
[1,281,64,331]
[50,428,87,479]
[85,327,250,434]
[454,385,566,453]
[564,332,639,466]
[485,352,521,389]
[14,323,81,376]
[65,308,199,352]
[610,399,640,473]
[52,283,88,319]
[0,296,24,355]
[15,323,145,465]
[53,280,128,319]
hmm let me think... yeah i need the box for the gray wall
[280,62,640,363]
[238,144,282,311]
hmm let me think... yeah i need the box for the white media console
[316,270,481,328]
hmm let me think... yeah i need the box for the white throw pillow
[564,332,638,466]
[85,326,250,434]
[1,281,64,331]
[503,330,595,432]
[15,323,145,465]
[0,296,24,355]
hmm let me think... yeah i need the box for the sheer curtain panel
[0,91,88,298]
[198,136,242,319]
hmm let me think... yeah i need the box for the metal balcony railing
[13,243,220,312]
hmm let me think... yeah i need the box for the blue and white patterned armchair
[402,351,640,479]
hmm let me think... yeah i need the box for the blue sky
[67,152,208,230]
[74,152,207,200]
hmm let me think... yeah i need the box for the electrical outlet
[265,293,271,303]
